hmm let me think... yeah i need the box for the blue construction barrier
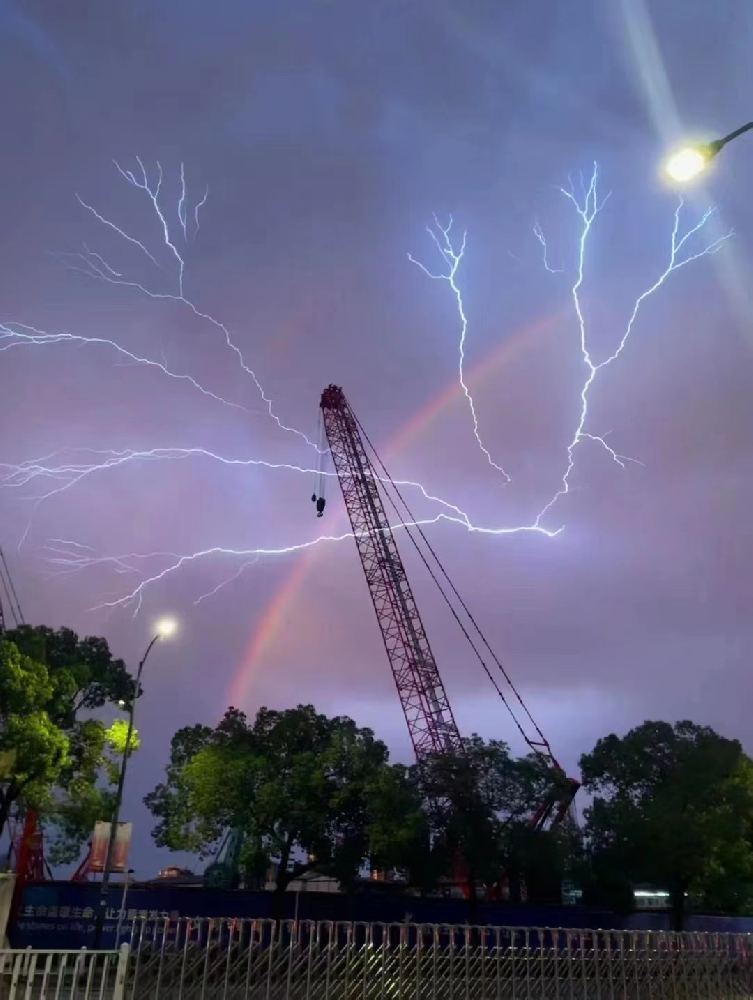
[11,880,753,948]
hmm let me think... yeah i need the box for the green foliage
[106,719,141,760]
[146,705,420,897]
[0,640,69,811]
[0,626,139,866]
[143,721,218,854]
[580,720,753,927]
[365,763,432,885]
[414,738,509,889]
[5,626,135,725]
[411,736,573,906]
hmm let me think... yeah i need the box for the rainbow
[228,312,560,708]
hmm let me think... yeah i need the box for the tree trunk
[0,793,9,844]
[466,871,479,924]
[508,867,523,905]
[273,878,288,921]
[0,783,18,846]
[670,884,687,932]
[273,845,292,922]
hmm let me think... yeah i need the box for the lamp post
[664,121,753,183]
[92,617,177,948]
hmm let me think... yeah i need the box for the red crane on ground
[318,384,579,836]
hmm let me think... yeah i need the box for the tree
[412,736,569,912]
[501,753,579,905]
[46,718,141,865]
[415,737,511,905]
[145,704,418,911]
[6,626,135,726]
[361,763,435,890]
[0,626,138,863]
[580,720,753,929]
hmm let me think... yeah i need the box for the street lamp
[663,121,753,183]
[92,616,177,947]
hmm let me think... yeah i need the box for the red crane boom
[320,384,578,830]
[320,384,464,761]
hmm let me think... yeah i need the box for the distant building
[633,885,671,910]
[158,865,194,879]
[147,866,202,887]
[264,864,340,894]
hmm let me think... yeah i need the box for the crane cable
[314,410,327,503]
[0,547,24,629]
[351,407,557,766]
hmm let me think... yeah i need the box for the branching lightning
[410,165,731,531]
[409,215,511,482]
[1,445,491,527]
[0,322,248,412]
[43,501,559,616]
[1,444,561,574]
[59,157,317,447]
[533,220,563,274]
[1,158,731,614]
[533,164,732,527]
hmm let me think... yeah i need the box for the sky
[1,0,753,877]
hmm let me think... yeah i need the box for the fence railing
[113,918,753,1000]
[0,945,129,1000]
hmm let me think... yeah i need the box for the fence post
[114,943,130,1000]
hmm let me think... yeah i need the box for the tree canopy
[580,720,753,928]
[414,736,573,908]
[147,712,578,910]
[147,702,753,924]
[145,704,419,904]
[0,625,138,864]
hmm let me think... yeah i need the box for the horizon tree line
[3,624,753,930]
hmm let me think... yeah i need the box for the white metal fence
[0,946,129,1000]
[114,918,753,1000]
[5,921,753,1000]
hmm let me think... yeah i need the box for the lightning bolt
[410,165,730,530]
[42,500,561,616]
[42,539,181,580]
[1,159,731,615]
[533,163,733,527]
[61,157,317,448]
[1,445,560,542]
[409,215,511,482]
[178,162,188,242]
[533,219,563,274]
[0,322,248,412]
[193,557,261,606]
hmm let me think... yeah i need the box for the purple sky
[1,0,752,877]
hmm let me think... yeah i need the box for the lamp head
[155,616,178,639]
[663,142,717,184]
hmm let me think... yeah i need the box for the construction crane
[319,384,578,834]
[204,827,245,888]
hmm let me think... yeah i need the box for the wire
[0,547,24,628]
[314,411,327,503]
[316,408,329,499]
[350,404,558,767]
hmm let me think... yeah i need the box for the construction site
[3,387,751,954]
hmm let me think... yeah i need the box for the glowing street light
[664,146,709,184]
[663,121,753,184]
[93,616,178,946]
[155,615,177,639]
